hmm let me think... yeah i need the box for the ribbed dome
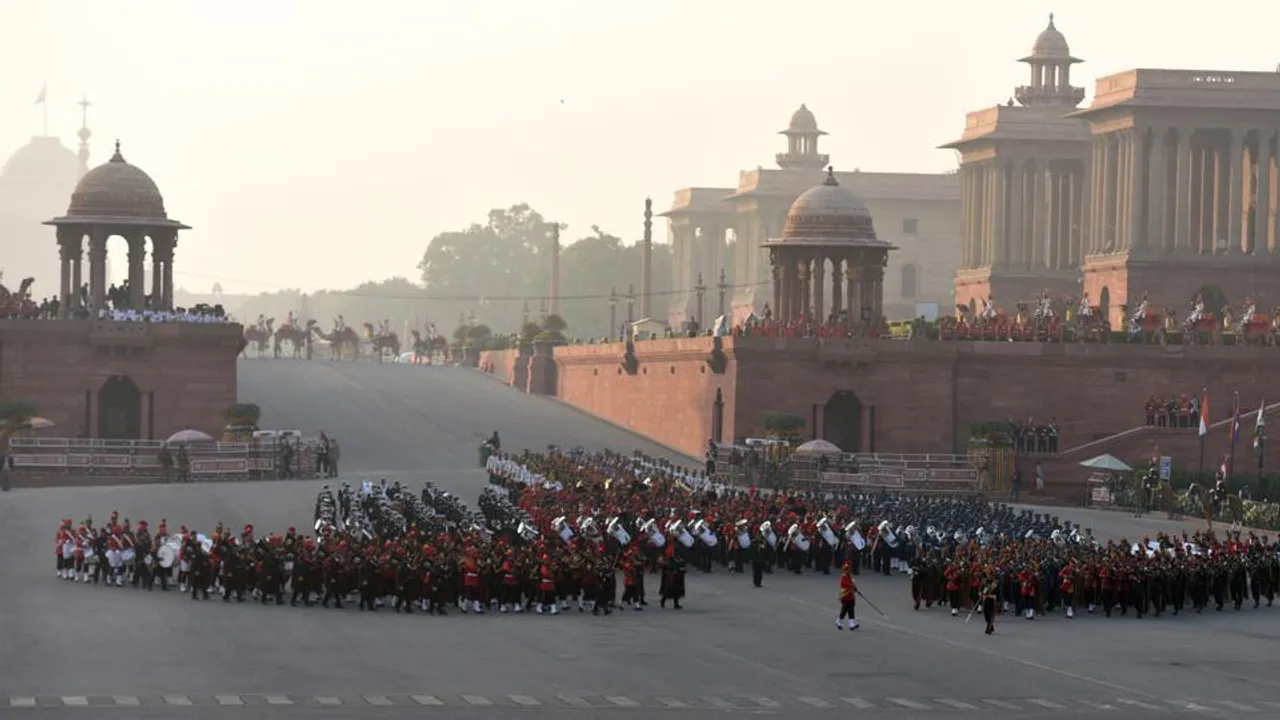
[780,168,878,243]
[2,136,78,180]
[787,104,819,132]
[66,141,167,220]
[1031,14,1071,59]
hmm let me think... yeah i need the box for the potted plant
[224,402,261,441]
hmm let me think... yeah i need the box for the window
[901,264,919,299]
[902,218,918,235]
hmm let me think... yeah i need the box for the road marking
[164,695,193,706]
[557,695,591,708]
[1216,700,1259,712]
[60,696,88,706]
[462,695,493,706]
[842,697,876,709]
[935,698,979,710]
[112,696,140,706]
[1027,698,1067,709]
[215,695,244,706]
[1170,701,1214,712]
[264,695,293,706]
[797,697,833,708]
[315,697,342,706]
[1256,701,1280,710]
[411,695,444,706]
[749,696,782,708]
[1117,698,1162,710]
[657,697,689,708]
[983,699,1022,710]
[1079,700,1117,710]
[9,697,36,708]
[510,695,540,706]
[606,696,640,707]
[887,697,930,709]
[705,697,736,708]
[363,695,393,706]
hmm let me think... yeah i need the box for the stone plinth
[527,341,558,396]
[0,319,243,439]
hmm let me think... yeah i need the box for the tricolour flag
[1198,389,1210,437]
[1254,399,1267,449]
[35,84,46,105]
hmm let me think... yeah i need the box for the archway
[1197,285,1228,315]
[1099,287,1110,324]
[901,264,919,299]
[822,390,863,454]
[98,376,141,440]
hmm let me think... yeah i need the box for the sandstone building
[661,106,959,327]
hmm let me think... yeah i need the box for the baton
[856,589,887,619]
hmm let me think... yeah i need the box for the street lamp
[627,283,636,326]
[717,268,727,318]
[609,287,618,341]
[694,272,706,334]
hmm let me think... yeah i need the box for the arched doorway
[1197,285,1228,315]
[99,376,141,440]
[1099,287,1110,324]
[823,390,863,454]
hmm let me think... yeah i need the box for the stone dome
[787,104,819,132]
[1031,14,1071,59]
[779,167,879,243]
[2,136,78,180]
[66,141,168,221]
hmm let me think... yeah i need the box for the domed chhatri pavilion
[45,141,189,316]
[763,167,895,324]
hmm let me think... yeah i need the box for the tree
[541,314,567,333]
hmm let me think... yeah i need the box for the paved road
[2,359,1277,719]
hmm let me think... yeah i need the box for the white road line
[797,697,833,708]
[983,699,1022,710]
[113,696,140,706]
[705,697,736,708]
[510,695,540,706]
[462,695,493,706]
[935,698,979,710]
[557,695,591,708]
[411,695,444,706]
[842,697,876,709]
[1169,701,1214,712]
[315,697,342,706]
[606,696,640,707]
[264,695,293,706]
[887,697,931,709]
[215,695,244,706]
[1216,700,1258,712]
[60,696,88,707]
[1027,698,1067,709]
[1255,701,1280,710]
[10,697,36,708]
[656,697,689,708]
[1079,700,1117,710]
[163,695,193,706]
[363,696,393,706]
[1117,698,1161,710]
[749,697,782,708]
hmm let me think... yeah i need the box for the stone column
[127,233,147,311]
[830,257,843,317]
[1088,137,1101,254]
[960,166,972,268]
[771,256,782,320]
[151,240,163,306]
[993,159,1006,268]
[812,256,825,322]
[867,262,885,325]
[1069,168,1082,265]
[1114,133,1128,250]
[162,243,175,311]
[1213,139,1228,254]
[71,237,83,311]
[1147,126,1167,251]
[1174,128,1192,252]
[1007,161,1023,268]
[1129,128,1147,249]
[88,229,107,315]
[796,257,809,320]
[846,261,861,324]
[985,162,997,266]
[1030,163,1045,268]
[1226,129,1244,254]
[778,253,792,321]
[56,230,72,316]
[1254,131,1272,255]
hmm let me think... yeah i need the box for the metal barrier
[6,436,324,481]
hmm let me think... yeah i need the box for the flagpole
[1229,391,1239,476]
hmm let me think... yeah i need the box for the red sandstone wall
[556,339,732,457]
[478,349,519,383]
[0,320,241,439]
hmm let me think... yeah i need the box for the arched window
[901,264,919,298]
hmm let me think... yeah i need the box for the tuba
[607,517,632,546]
[844,521,867,551]
[552,516,575,543]
[735,519,752,550]
[817,517,838,548]
[517,521,540,543]
[639,518,665,547]
[878,520,898,549]
[666,520,695,548]
[691,519,718,547]
[1050,529,1065,547]
[759,521,778,549]
[787,523,811,552]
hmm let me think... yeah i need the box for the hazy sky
[3,1,1277,294]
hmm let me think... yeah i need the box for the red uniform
[836,570,857,628]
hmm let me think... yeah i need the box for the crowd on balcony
[729,306,885,340]
[1010,417,1059,453]
[1143,394,1201,428]
[0,278,231,324]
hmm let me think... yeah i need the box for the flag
[1231,394,1241,445]
[35,84,46,105]
[1198,389,1209,437]
[1255,399,1267,449]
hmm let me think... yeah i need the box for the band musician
[836,562,858,630]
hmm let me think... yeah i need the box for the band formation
[53,446,1280,632]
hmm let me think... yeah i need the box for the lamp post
[521,299,529,328]
[717,268,727,319]
[627,283,636,326]
[609,287,618,341]
[694,273,706,333]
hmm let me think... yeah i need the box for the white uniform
[980,300,996,320]
[1240,303,1256,330]
[1078,297,1092,317]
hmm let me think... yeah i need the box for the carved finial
[643,197,653,220]
[110,139,124,163]
[1048,13,1055,28]
[823,166,838,186]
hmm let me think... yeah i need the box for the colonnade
[55,226,178,316]
[770,248,887,324]
[959,157,1086,272]
[1088,126,1280,256]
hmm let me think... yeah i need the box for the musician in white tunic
[1184,293,1205,331]
[1129,293,1151,332]
[1077,292,1092,318]
[1239,298,1257,331]
[979,295,996,321]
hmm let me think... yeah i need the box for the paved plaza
[1,360,1277,718]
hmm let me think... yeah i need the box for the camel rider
[1239,298,1257,331]
[335,315,345,332]
[285,311,295,327]
[1185,294,1205,331]
[980,295,996,321]
[1078,292,1092,318]
[1128,293,1151,333]
[1037,291,1053,319]
[381,318,391,337]
[257,314,266,330]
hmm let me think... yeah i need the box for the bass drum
[156,544,178,569]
